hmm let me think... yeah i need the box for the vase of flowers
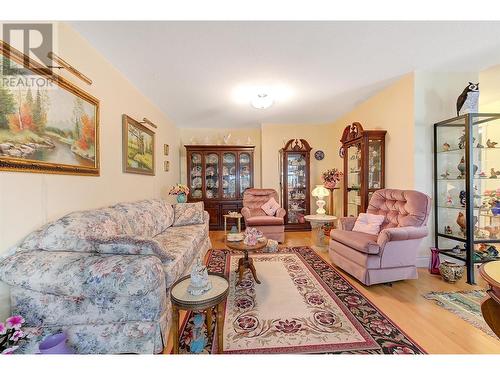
[169,184,190,203]
[0,315,26,354]
[322,168,343,189]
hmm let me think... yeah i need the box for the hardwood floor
[165,231,500,354]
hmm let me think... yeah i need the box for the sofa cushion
[112,199,174,237]
[261,197,280,216]
[0,250,164,298]
[155,223,207,288]
[246,215,284,226]
[330,229,380,254]
[173,202,204,227]
[88,235,175,263]
[19,207,133,253]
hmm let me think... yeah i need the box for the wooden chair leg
[172,305,179,354]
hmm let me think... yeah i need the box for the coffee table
[225,237,267,284]
[170,273,229,354]
[304,214,337,252]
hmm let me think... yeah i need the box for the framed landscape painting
[0,41,99,175]
[122,114,155,175]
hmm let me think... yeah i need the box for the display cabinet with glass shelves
[280,139,312,231]
[339,122,386,216]
[185,145,255,230]
[434,113,500,284]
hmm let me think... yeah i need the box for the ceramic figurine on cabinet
[479,171,487,178]
[484,226,500,239]
[451,245,461,254]
[189,313,207,353]
[458,130,475,150]
[477,142,484,148]
[460,190,466,207]
[490,168,500,179]
[444,225,453,235]
[456,82,479,116]
[445,194,453,206]
[456,212,466,235]
[442,142,451,151]
[486,139,498,148]
[457,157,477,178]
[440,171,450,179]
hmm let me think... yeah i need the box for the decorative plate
[314,150,325,160]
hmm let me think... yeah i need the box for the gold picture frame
[164,160,170,172]
[164,144,169,156]
[0,41,100,176]
[122,114,155,176]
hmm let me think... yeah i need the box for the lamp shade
[312,185,330,198]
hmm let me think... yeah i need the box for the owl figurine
[456,82,479,116]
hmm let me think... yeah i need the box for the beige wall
[480,64,500,113]
[0,22,181,319]
[179,127,261,188]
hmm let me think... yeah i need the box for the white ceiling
[71,21,500,128]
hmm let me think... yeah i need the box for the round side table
[479,260,500,338]
[304,214,337,252]
[170,273,229,354]
[225,237,267,284]
[223,213,243,234]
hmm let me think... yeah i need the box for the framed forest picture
[0,41,99,175]
[122,114,155,176]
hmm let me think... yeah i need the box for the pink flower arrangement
[1,315,26,354]
[322,168,343,189]
[168,184,190,196]
[243,228,261,246]
[484,188,500,205]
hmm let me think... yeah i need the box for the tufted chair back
[243,189,280,216]
[367,189,431,230]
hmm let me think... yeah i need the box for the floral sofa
[0,199,211,354]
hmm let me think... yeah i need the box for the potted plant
[322,168,343,189]
[169,184,190,203]
[0,315,26,354]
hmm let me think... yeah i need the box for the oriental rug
[176,247,425,354]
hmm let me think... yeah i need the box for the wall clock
[314,150,325,160]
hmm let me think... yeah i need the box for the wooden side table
[304,214,337,252]
[479,260,500,338]
[170,273,229,354]
[225,237,267,284]
[223,213,243,234]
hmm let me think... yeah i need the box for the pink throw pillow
[352,213,386,235]
[261,197,280,216]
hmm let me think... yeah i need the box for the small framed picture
[164,144,169,156]
[164,160,170,172]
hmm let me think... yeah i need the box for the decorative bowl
[439,261,465,283]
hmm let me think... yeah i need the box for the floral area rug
[424,290,495,338]
[176,247,425,354]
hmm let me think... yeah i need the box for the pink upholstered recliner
[241,189,286,243]
[329,189,431,286]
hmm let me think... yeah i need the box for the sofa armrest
[0,250,165,298]
[339,217,357,231]
[241,207,251,220]
[275,208,286,219]
[377,226,429,249]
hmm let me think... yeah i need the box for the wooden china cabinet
[185,145,255,230]
[279,139,312,231]
[339,122,386,217]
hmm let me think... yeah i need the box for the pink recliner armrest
[275,207,286,219]
[241,207,251,220]
[377,226,428,249]
[339,217,357,231]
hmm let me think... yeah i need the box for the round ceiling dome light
[251,93,274,109]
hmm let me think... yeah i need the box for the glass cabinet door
[205,153,219,199]
[222,152,236,199]
[347,144,362,217]
[189,152,203,200]
[286,153,307,224]
[239,152,251,196]
[368,139,382,190]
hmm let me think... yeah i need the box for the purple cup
[38,332,74,354]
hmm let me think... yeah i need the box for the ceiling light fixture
[251,93,274,109]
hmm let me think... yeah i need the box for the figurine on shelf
[189,313,207,353]
[485,226,500,239]
[444,225,453,235]
[490,168,500,179]
[451,245,461,254]
[458,130,475,150]
[440,171,450,179]
[187,258,212,296]
[457,157,478,178]
[442,142,451,151]
[456,212,466,235]
[479,171,487,178]
[456,82,479,116]
[445,194,453,206]
[486,139,498,148]
[459,190,466,207]
[477,143,484,148]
